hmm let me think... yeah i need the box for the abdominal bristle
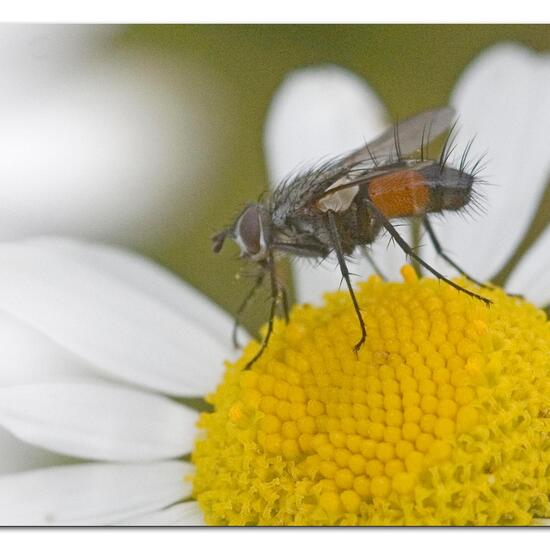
[438,121,460,172]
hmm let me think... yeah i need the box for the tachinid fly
[213,107,491,368]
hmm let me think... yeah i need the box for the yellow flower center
[192,266,550,525]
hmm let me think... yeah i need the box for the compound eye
[235,205,264,257]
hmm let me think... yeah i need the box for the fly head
[212,203,272,262]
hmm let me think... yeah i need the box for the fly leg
[232,271,265,348]
[368,203,492,306]
[422,217,492,290]
[327,210,367,353]
[245,253,280,370]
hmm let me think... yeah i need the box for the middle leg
[326,210,367,353]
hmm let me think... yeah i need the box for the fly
[213,106,491,368]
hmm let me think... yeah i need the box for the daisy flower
[1,42,550,526]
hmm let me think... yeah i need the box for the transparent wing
[342,106,455,167]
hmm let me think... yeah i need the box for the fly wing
[342,106,456,168]
[272,107,455,217]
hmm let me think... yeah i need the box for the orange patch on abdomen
[368,170,430,218]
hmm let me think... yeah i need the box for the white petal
[117,501,205,526]
[506,223,550,305]
[0,41,223,247]
[264,64,388,184]
[0,460,191,526]
[0,426,67,476]
[422,44,550,280]
[0,239,227,396]
[0,309,103,386]
[0,382,198,462]
[265,65,389,301]
[37,237,244,353]
[0,25,119,113]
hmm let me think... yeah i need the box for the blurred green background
[112,25,550,331]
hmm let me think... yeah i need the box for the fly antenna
[212,228,230,253]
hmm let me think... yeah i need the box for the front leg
[244,252,281,370]
[232,271,265,348]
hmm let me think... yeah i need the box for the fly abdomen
[420,163,475,212]
[367,166,431,218]
[367,162,475,218]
